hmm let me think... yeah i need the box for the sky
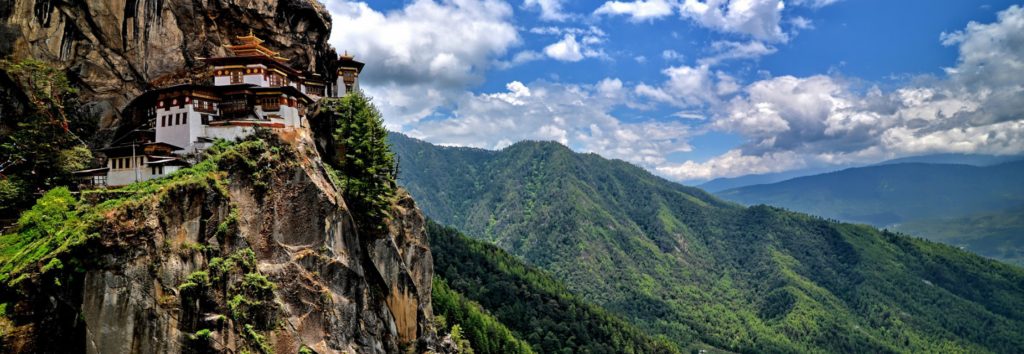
[320,0,1024,183]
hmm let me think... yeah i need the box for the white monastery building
[74,31,363,187]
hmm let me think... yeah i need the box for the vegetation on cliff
[315,93,398,232]
[0,59,95,219]
[0,136,295,353]
[391,133,1024,353]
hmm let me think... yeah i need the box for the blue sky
[322,0,1024,182]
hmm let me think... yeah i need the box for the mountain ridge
[389,131,1024,353]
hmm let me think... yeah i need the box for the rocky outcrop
[0,129,440,353]
[0,0,337,141]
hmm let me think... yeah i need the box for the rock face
[0,0,337,140]
[1,130,439,353]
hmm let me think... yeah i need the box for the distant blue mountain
[714,160,1024,264]
[698,153,1023,192]
[872,153,1023,167]
[696,167,838,192]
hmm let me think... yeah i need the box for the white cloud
[698,40,777,65]
[524,0,569,21]
[486,81,533,105]
[529,26,607,36]
[657,149,805,180]
[789,0,841,9]
[542,33,609,62]
[405,80,693,167]
[660,5,1024,182]
[324,0,519,127]
[544,34,585,61]
[593,0,675,21]
[662,49,684,61]
[596,77,626,98]
[789,16,814,30]
[635,64,727,107]
[593,0,833,43]
[495,50,545,69]
[679,0,788,42]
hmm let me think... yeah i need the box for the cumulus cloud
[495,50,545,69]
[544,34,585,61]
[524,0,570,21]
[658,5,1024,182]
[678,0,788,42]
[542,33,609,62]
[405,80,693,166]
[789,0,842,9]
[324,0,519,127]
[635,64,742,107]
[698,40,777,65]
[593,0,675,21]
[593,0,838,42]
[662,49,684,61]
[657,149,804,181]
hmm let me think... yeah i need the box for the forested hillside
[391,132,1024,353]
[713,161,1024,264]
[428,220,684,354]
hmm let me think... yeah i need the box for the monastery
[74,31,363,187]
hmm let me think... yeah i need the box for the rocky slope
[0,0,337,139]
[0,129,439,353]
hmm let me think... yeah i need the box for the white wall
[243,73,265,86]
[156,106,192,150]
[106,161,181,187]
[204,125,257,143]
[106,156,145,186]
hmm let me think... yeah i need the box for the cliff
[0,0,337,140]
[0,128,439,353]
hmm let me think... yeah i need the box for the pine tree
[317,92,397,232]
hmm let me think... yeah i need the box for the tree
[315,92,397,232]
[0,58,94,218]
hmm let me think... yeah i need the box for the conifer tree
[318,92,397,231]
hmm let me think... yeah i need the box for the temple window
[269,73,285,87]
[231,70,243,84]
[221,96,249,117]
[260,97,280,111]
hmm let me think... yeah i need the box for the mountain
[713,161,1024,264]
[428,220,686,354]
[896,206,1024,265]
[697,154,1022,192]
[716,161,1024,226]
[696,167,836,193]
[390,132,1024,353]
[872,154,1023,167]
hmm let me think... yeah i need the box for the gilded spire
[223,28,288,62]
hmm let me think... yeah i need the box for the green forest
[429,220,682,354]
